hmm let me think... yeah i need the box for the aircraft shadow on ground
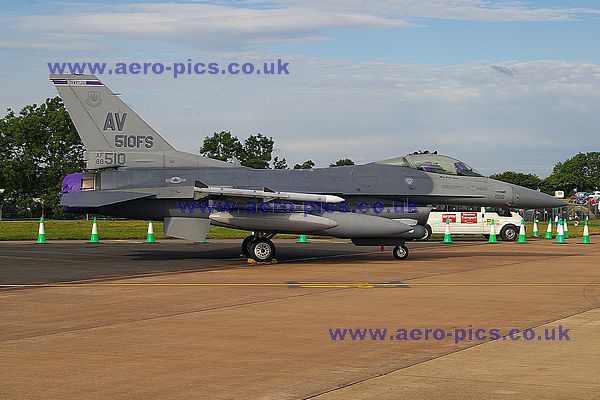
[0,243,567,286]
[129,245,372,262]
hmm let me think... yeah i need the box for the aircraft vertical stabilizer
[50,74,232,169]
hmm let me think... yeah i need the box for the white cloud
[303,0,600,22]
[0,2,407,51]
[0,1,598,51]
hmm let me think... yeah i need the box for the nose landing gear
[392,244,409,260]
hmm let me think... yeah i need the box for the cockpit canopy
[377,153,482,177]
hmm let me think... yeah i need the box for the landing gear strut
[242,233,277,263]
[392,244,409,260]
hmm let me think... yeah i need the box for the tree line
[0,97,597,218]
[0,98,84,219]
[199,130,354,169]
[489,152,600,194]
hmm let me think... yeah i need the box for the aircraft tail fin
[50,74,232,169]
[50,74,174,153]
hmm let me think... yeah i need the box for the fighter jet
[51,74,564,261]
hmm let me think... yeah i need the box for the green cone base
[297,235,309,243]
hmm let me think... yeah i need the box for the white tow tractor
[423,206,522,241]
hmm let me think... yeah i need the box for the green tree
[541,152,600,194]
[199,132,275,169]
[0,97,84,218]
[272,156,288,169]
[241,134,274,169]
[199,131,243,162]
[488,171,542,190]
[329,158,355,167]
[293,160,315,169]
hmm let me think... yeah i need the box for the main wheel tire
[250,238,276,263]
[241,235,255,257]
[393,244,409,260]
[500,225,518,241]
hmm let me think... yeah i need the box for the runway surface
[1,239,600,399]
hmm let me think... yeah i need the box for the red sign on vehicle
[461,212,478,224]
[442,214,457,223]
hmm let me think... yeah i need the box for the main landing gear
[242,234,277,263]
[392,244,409,260]
[242,235,410,262]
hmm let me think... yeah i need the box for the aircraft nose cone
[513,186,565,209]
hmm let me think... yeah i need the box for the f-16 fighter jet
[51,74,564,261]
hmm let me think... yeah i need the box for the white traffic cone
[556,218,565,244]
[517,219,527,244]
[488,219,498,243]
[442,219,452,243]
[37,217,46,244]
[582,217,591,244]
[544,220,553,239]
[89,217,99,243]
[146,220,156,243]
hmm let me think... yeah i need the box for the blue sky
[1,0,599,176]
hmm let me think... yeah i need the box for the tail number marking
[95,152,126,165]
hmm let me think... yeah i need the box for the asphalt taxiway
[1,239,599,399]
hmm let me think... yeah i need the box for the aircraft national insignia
[166,176,187,184]
[85,91,102,107]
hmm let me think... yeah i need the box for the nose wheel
[393,244,409,260]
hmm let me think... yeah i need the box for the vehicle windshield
[486,207,513,217]
[378,154,482,177]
